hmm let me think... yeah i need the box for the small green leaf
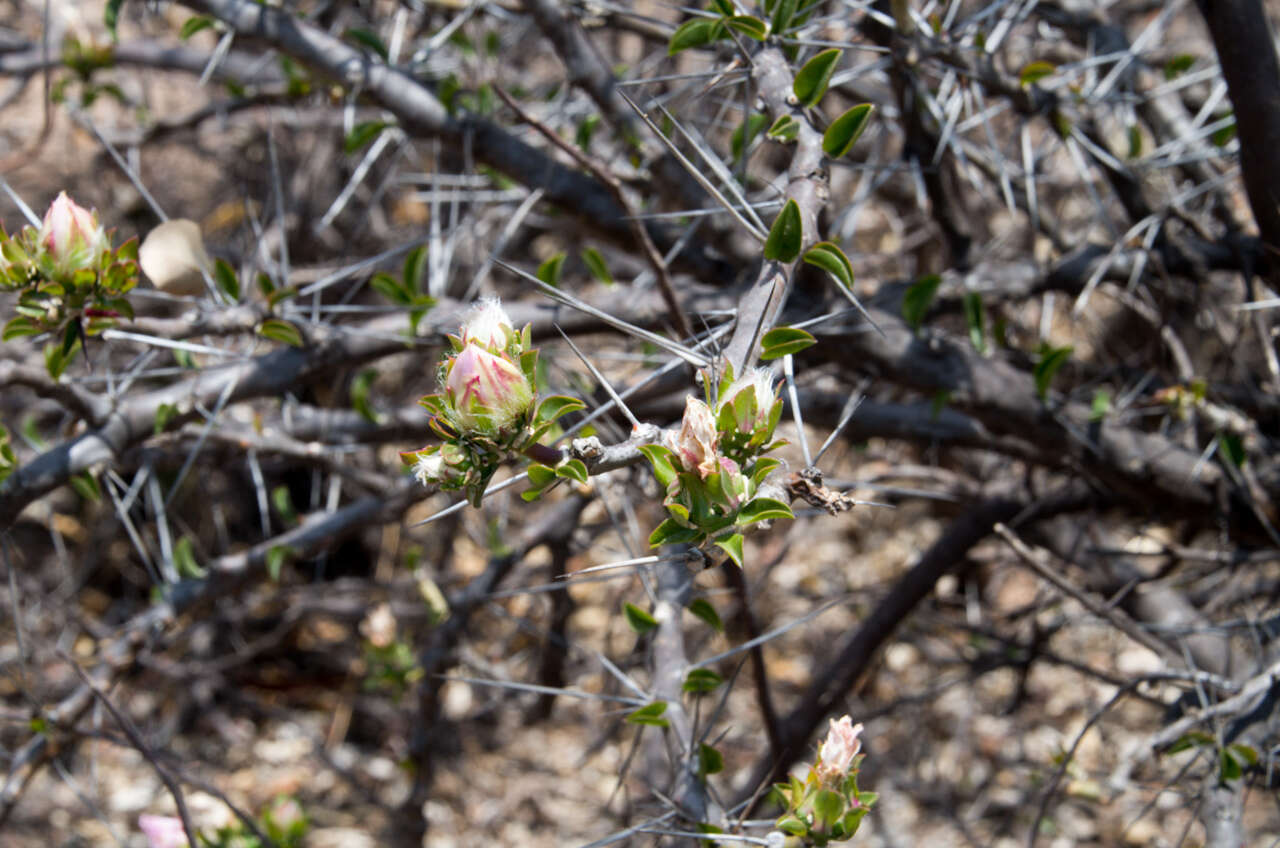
[180,16,215,40]
[638,444,679,488]
[683,668,724,694]
[687,598,723,633]
[1090,389,1111,422]
[713,533,744,568]
[537,253,565,287]
[1218,432,1246,468]
[153,403,178,435]
[344,120,390,154]
[709,0,734,14]
[793,48,841,107]
[350,368,380,423]
[731,112,770,162]
[266,545,293,582]
[259,319,303,347]
[1164,53,1195,80]
[526,463,556,488]
[555,458,588,483]
[770,0,799,34]
[814,788,845,828]
[1211,114,1236,147]
[901,273,941,331]
[1220,748,1243,781]
[725,15,768,41]
[777,816,807,836]
[823,103,874,158]
[738,497,794,524]
[104,0,123,40]
[344,27,389,60]
[580,247,612,285]
[766,114,800,143]
[2,316,40,341]
[1165,731,1214,755]
[403,244,428,293]
[1019,61,1056,87]
[803,241,854,290]
[1126,124,1142,159]
[371,272,411,305]
[1033,345,1073,400]
[624,602,659,634]
[763,199,803,263]
[649,518,703,547]
[70,472,100,503]
[272,485,298,525]
[626,701,670,727]
[760,326,816,360]
[173,536,205,579]
[213,258,239,302]
[963,291,987,353]
[698,743,724,775]
[668,18,721,54]
[536,395,585,424]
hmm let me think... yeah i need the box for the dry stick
[721,559,783,760]
[491,84,696,343]
[993,523,1183,665]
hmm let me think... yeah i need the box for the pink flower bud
[815,715,863,784]
[444,344,534,434]
[718,367,777,433]
[666,396,720,479]
[139,815,189,848]
[39,192,108,274]
[460,297,516,350]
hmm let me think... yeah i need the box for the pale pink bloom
[138,814,189,848]
[666,396,720,479]
[717,367,777,432]
[39,191,108,273]
[444,344,534,433]
[460,297,515,350]
[815,715,863,784]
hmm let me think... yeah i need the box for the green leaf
[1164,53,1195,80]
[1033,345,1073,400]
[259,319,304,347]
[265,545,293,582]
[344,120,390,154]
[624,602,659,634]
[153,402,178,435]
[793,48,841,107]
[213,258,239,302]
[649,518,703,547]
[823,103,874,158]
[709,0,734,14]
[687,598,723,633]
[537,253,565,287]
[668,18,721,55]
[639,444,679,488]
[763,199,803,263]
[70,472,100,503]
[731,112,769,162]
[1090,389,1111,422]
[1019,61,1056,87]
[766,114,800,143]
[1220,748,1243,781]
[770,0,799,34]
[1211,114,1236,147]
[625,701,669,727]
[403,244,428,293]
[344,27,389,60]
[526,463,556,488]
[2,316,41,341]
[555,458,589,483]
[350,368,380,424]
[777,815,807,836]
[814,788,845,828]
[580,247,612,285]
[963,291,987,353]
[713,533,744,568]
[759,326,816,360]
[536,395,585,424]
[371,272,410,305]
[738,497,794,524]
[1165,731,1214,755]
[803,241,854,290]
[1218,432,1246,468]
[1229,743,1259,766]
[272,485,298,525]
[104,0,123,40]
[180,16,215,40]
[698,743,724,775]
[173,536,205,579]
[683,668,724,694]
[725,15,768,41]
[901,273,941,331]
[1126,124,1142,159]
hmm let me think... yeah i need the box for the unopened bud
[39,192,108,274]
[444,344,534,434]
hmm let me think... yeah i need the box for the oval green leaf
[760,326,816,360]
[259,318,303,347]
[823,103,874,158]
[623,602,658,634]
[803,241,853,289]
[763,199,803,263]
[668,18,720,54]
[726,15,768,40]
[1019,60,1055,88]
[901,273,941,331]
[793,48,841,108]
[738,496,794,524]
